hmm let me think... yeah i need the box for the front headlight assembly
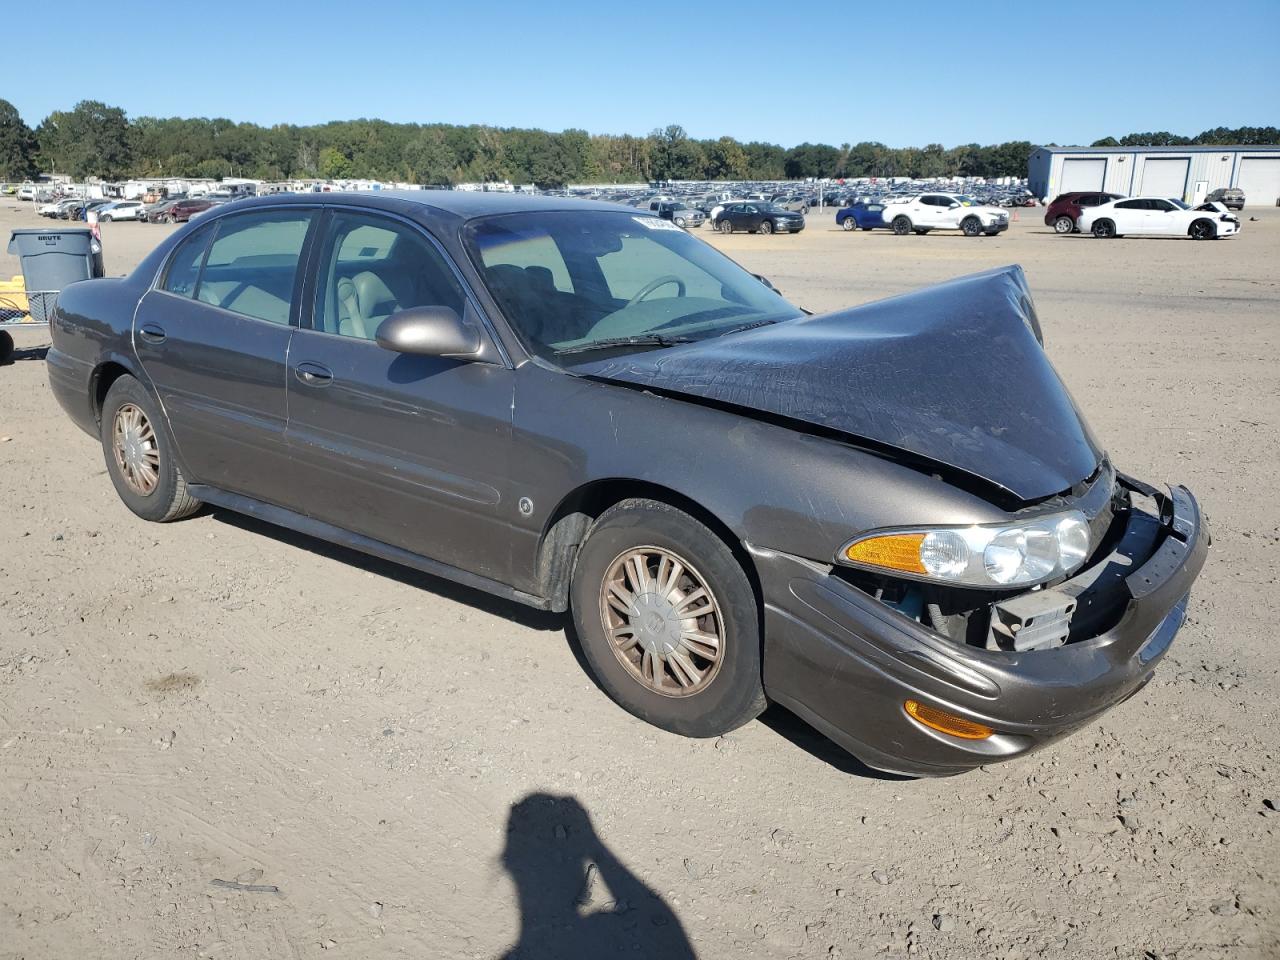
[840,511,1091,589]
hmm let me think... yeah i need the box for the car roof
[220,189,642,221]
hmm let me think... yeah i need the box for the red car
[166,198,216,223]
[1045,192,1124,234]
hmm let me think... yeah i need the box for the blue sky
[8,0,1278,147]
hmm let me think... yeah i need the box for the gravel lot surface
[1,201,1276,959]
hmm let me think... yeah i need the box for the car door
[134,206,317,504]
[284,207,516,579]
[1143,198,1179,235]
[742,204,761,230]
[916,195,946,227]
[1109,199,1146,234]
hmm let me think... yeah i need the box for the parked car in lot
[1078,197,1240,240]
[98,200,145,222]
[650,201,704,228]
[835,201,888,231]
[1044,192,1124,234]
[880,194,1009,236]
[46,191,1207,776]
[165,198,217,223]
[714,202,805,235]
[142,199,182,223]
[775,196,809,214]
[1205,187,1245,211]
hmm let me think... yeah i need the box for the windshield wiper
[556,334,694,356]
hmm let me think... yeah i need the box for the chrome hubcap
[112,403,160,496]
[600,546,724,698]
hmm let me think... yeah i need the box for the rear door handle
[138,324,166,344]
[294,361,333,386]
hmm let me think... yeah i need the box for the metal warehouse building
[1028,145,1280,207]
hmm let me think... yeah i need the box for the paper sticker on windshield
[633,216,683,231]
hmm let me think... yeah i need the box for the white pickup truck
[880,193,1009,237]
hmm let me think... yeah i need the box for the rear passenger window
[162,226,213,298]
[1115,199,1143,210]
[196,210,313,325]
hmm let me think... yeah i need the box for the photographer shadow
[501,792,696,960]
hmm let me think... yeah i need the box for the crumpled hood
[573,265,1102,502]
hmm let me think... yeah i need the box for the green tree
[318,146,352,179]
[704,136,749,179]
[0,98,38,179]
[36,100,132,178]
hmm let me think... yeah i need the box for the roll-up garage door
[1139,158,1190,200]
[1060,158,1106,193]
[1236,157,1280,206]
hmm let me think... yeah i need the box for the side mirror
[949,202,961,209]
[375,305,481,359]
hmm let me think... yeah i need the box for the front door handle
[294,361,333,386]
[138,324,166,344]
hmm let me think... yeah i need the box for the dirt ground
[1,200,1276,960]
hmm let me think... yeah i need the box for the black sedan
[713,201,805,235]
[47,192,1206,776]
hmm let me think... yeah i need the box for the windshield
[465,211,802,360]
[956,195,978,206]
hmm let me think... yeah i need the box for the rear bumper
[756,482,1208,777]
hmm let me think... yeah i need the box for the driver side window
[313,212,465,341]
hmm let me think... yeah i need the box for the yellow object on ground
[0,274,34,322]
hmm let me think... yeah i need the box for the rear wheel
[1092,218,1116,239]
[100,375,202,522]
[841,218,856,231]
[570,499,766,738]
[892,216,912,235]
[718,219,733,234]
[100,214,113,223]
[961,217,982,237]
[0,330,13,364]
[759,220,774,235]
[1053,215,1074,234]
[1189,218,1216,240]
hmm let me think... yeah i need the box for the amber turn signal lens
[844,533,926,574]
[904,699,994,740]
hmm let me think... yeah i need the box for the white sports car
[1078,197,1239,240]
[879,193,1009,237]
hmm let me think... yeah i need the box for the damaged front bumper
[754,480,1208,777]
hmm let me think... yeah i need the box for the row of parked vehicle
[1042,190,1243,239]
[836,194,1011,237]
[34,193,234,224]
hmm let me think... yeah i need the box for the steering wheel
[626,275,686,308]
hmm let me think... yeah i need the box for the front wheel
[570,499,766,738]
[961,217,982,237]
[100,375,202,522]
[841,218,856,231]
[759,220,774,235]
[674,217,686,227]
[1053,215,1074,234]
[0,330,13,364]
[1189,219,1216,240]
[1091,218,1116,239]
[891,216,912,236]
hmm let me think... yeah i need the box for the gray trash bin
[7,228,105,322]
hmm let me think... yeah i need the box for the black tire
[100,375,202,523]
[1189,218,1216,241]
[891,216,912,235]
[841,218,856,231]
[0,330,13,365]
[759,220,774,235]
[718,219,733,235]
[961,217,982,237]
[1092,218,1116,239]
[1053,215,1074,234]
[100,214,113,223]
[570,499,767,739]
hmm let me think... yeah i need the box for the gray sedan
[46,192,1207,776]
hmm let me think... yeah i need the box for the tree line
[1,99,1277,188]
